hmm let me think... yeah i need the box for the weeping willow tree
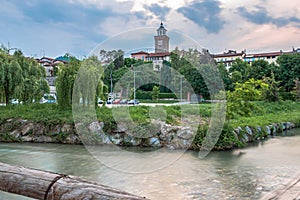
[0,48,49,105]
[55,57,80,109]
[56,56,104,110]
[73,56,104,108]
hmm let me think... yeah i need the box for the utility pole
[180,75,183,102]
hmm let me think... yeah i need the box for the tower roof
[157,22,167,31]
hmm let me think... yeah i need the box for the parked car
[128,99,139,105]
[106,97,114,104]
[11,99,22,105]
[98,98,103,104]
[40,94,57,104]
[113,99,121,104]
[120,99,128,104]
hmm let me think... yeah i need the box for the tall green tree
[4,60,23,104]
[56,57,80,109]
[276,53,300,93]
[74,56,104,107]
[152,85,160,102]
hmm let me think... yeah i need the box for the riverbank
[0,101,299,150]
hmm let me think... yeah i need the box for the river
[1,128,300,200]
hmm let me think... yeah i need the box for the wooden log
[0,162,148,200]
[261,175,300,200]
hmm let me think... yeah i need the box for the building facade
[212,48,300,67]
[131,22,170,71]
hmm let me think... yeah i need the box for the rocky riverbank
[0,118,297,150]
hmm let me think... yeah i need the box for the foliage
[293,78,300,101]
[0,49,48,104]
[227,79,268,118]
[262,73,280,102]
[276,53,300,93]
[151,85,160,101]
[74,56,104,107]
[55,56,80,109]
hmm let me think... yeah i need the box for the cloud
[177,0,224,34]
[144,3,171,21]
[238,6,300,28]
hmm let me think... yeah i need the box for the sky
[0,0,300,58]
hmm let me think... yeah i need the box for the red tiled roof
[212,50,245,58]
[131,51,149,55]
[247,51,283,58]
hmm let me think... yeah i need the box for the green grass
[1,101,299,150]
[0,104,73,124]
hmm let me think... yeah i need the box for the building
[131,22,170,71]
[211,50,246,68]
[243,51,284,65]
[212,47,300,67]
[130,51,148,61]
[36,56,70,94]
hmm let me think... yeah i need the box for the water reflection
[0,129,300,200]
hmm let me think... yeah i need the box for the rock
[241,134,249,143]
[177,127,194,140]
[114,122,128,133]
[99,133,111,144]
[167,145,175,150]
[281,123,286,131]
[149,137,161,147]
[21,135,33,142]
[245,126,253,136]
[34,136,52,143]
[88,121,102,133]
[33,124,45,136]
[21,123,34,136]
[62,124,75,134]
[111,133,123,145]
[170,138,191,149]
[123,135,140,146]
[48,124,61,135]
[265,126,271,135]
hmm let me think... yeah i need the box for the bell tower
[154,22,169,53]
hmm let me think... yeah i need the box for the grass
[1,101,299,150]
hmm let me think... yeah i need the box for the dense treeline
[98,48,300,103]
[0,47,49,105]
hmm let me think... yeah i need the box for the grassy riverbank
[0,101,299,150]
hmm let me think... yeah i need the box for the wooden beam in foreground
[261,175,300,200]
[0,162,148,200]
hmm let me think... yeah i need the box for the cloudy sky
[1,0,299,58]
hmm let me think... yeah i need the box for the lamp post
[132,66,140,104]
[176,75,183,102]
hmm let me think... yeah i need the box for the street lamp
[176,75,183,102]
[132,66,140,104]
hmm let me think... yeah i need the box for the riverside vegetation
[1,46,300,150]
[0,101,299,150]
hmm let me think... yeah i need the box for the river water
[1,128,300,200]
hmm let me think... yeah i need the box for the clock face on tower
[158,40,163,45]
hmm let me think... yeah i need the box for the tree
[152,85,160,102]
[4,60,23,104]
[74,56,104,107]
[0,48,49,105]
[293,78,300,101]
[227,79,268,118]
[276,53,300,94]
[248,60,274,80]
[262,73,280,102]
[56,57,80,109]
[229,59,250,82]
